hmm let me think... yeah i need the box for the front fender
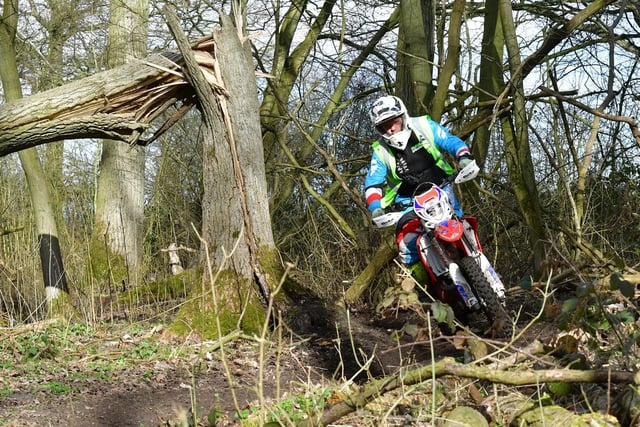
[434,219,464,242]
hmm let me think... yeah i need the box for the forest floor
[0,283,634,426]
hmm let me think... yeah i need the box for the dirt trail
[0,290,547,426]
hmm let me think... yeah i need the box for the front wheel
[459,256,513,338]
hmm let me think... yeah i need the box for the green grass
[41,380,71,395]
[0,320,182,395]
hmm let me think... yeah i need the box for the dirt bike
[372,160,512,337]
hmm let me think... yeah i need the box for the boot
[408,262,429,286]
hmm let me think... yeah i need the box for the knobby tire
[459,256,513,338]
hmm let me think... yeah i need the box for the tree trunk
[430,0,465,122]
[0,0,69,307]
[471,0,504,165]
[499,0,547,278]
[345,232,397,304]
[397,0,434,116]
[165,8,280,339]
[92,0,148,287]
[202,15,275,282]
[40,0,74,252]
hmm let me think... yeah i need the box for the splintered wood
[0,36,224,156]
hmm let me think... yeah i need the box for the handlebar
[411,159,478,199]
[371,160,479,229]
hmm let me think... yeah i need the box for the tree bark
[499,0,546,277]
[164,7,278,338]
[430,0,465,121]
[203,13,275,297]
[39,0,76,257]
[92,0,148,284]
[471,0,503,166]
[0,44,217,156]
[397,0,434,115]
[0,0,69,305]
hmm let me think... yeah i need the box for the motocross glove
[458,154,474,169]
[371,208,385,218]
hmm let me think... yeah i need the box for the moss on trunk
[166,269,266,339]
[89,223,130,288]
[47,291,79,321]
[118,268,201,304]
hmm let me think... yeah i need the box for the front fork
[477,253,506,300]
[460,220,507,301]
[417,233,480,311]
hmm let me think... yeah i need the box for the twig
[539,85,640,147]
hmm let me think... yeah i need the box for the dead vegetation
[1,262,638,426]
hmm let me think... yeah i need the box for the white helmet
[370,95,411,150]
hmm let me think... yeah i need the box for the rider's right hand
[372,208,385,218]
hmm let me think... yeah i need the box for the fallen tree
[0,36,222,156]
[302,354,638,426]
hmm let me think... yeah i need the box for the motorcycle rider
[364,95,475,279]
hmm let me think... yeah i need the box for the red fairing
[434,219,464,242]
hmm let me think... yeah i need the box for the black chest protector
[394,132,448,197]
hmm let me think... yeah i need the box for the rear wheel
[459,256,513,338]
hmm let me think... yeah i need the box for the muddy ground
[0,286,610,426]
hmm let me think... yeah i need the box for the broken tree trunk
[163,7,282,340]
[0,37,223,156]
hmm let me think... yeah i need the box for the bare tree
[396,0,435,115]
[0,0,69,308]
[92,0,149,288]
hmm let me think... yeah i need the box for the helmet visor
[376,115,403,136]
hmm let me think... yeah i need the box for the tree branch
[539,85,640,147]
[303,356,636,426]
[0,36,222,156]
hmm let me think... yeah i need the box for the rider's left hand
[458,154,474,169]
